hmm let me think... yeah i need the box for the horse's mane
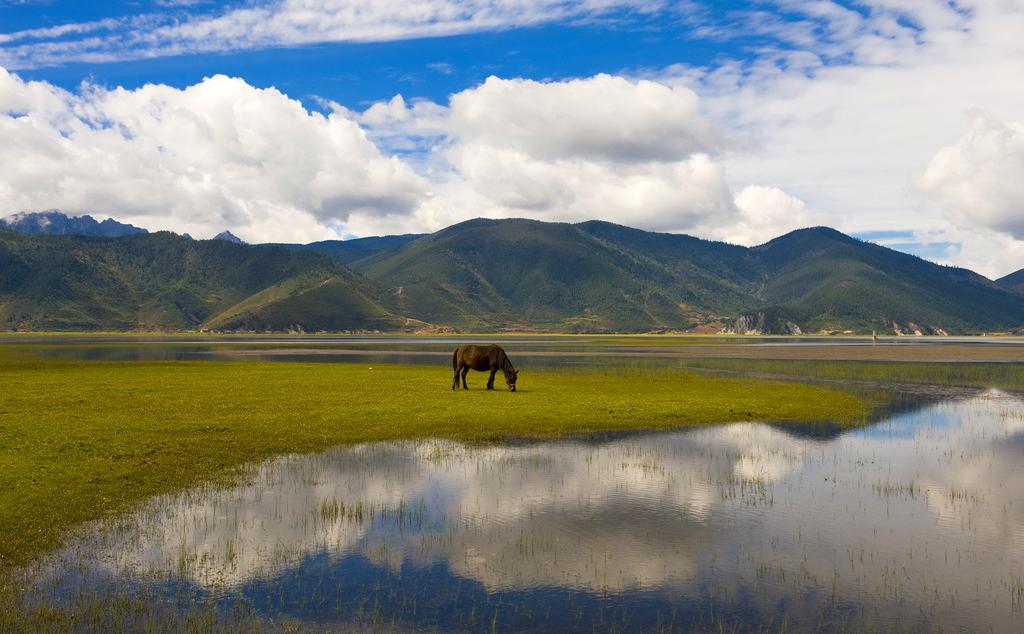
[500,352,516,376]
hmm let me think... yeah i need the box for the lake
[19,389,1024,631]
[9,333,1024,368]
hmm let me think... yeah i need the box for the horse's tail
[452,348,458,371]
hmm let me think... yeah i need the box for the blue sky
[3,1,755,106]
[9,23,714,108]
[1,1,1023,276]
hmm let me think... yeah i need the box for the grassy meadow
[0,346,869,574]
[680,357,1024,391]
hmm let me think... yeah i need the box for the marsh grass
[0,585,287,633]
[679,358,1024,392]
[0,348,866,574]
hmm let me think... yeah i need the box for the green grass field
[0,348,867,573]
[680,358,1024,391]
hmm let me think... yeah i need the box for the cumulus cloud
[5,0,1024,273]
[432,148,740,231]
[421,75,742,233]
[0,66,809,245]
[0,67,427,241]
[346,74,803,241]
[920,114,1024,240]
[446,74,724,162]
[932,227,1024,281]
[729,185,807,246]
[649,0,1024,273]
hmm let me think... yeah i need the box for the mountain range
[2,211,1023,334]
[1,210,148,238]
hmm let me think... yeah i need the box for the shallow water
[23,391,1024,631]
[12,333,1024,367]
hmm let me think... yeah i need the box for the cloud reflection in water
[30,391,1024,631]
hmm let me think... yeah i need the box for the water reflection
[29,392,1024,631]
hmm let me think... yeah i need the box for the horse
[452,344,519,392]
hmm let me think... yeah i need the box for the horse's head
[505,368,518,392]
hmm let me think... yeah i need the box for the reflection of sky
[30,392,1024,631]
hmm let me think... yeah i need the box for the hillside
[3,219,1024,334]
[353,219,762,332]
[0,230,405,332]
[353,220,1024,334]
[277,234,424,265]
[202,269,405,332]
[753,228,1024,334]
[997,269,1024,296]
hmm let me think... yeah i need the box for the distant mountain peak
[1,210,148,238]
[760,226,855,245]
[213,230,245,244]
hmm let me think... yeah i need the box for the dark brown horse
[452,344,518,391]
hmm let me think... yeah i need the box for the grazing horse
[452,344,519,392]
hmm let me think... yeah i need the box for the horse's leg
[486,368,496,390]
[461,366,470,389]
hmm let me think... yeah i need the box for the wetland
[2,335,1024,631]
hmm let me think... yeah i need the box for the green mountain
[352,218,761,332]
[752,227,1024,334]
[997,269,1024,296]
[276,234,424,265]
[351,220,1024,334]
[3,219,1023,334]
[0,230,404,332]
[201,268,411,332]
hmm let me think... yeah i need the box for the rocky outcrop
[213,230,245,244]
[886,320,947,336]
[722,311,802,335]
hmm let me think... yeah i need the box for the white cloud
[0,18,123,46]
[0,0,661,69]
[447,74,723,162]
[918,225,1024,282]
[0,67,427,242]
[0,66,811,246]
[920,114,1024,241]
[652,0,1024,274]
[729,185,807,246]
[3,0,1024,275]
[434,148,739,230]
[344,74,802,242]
